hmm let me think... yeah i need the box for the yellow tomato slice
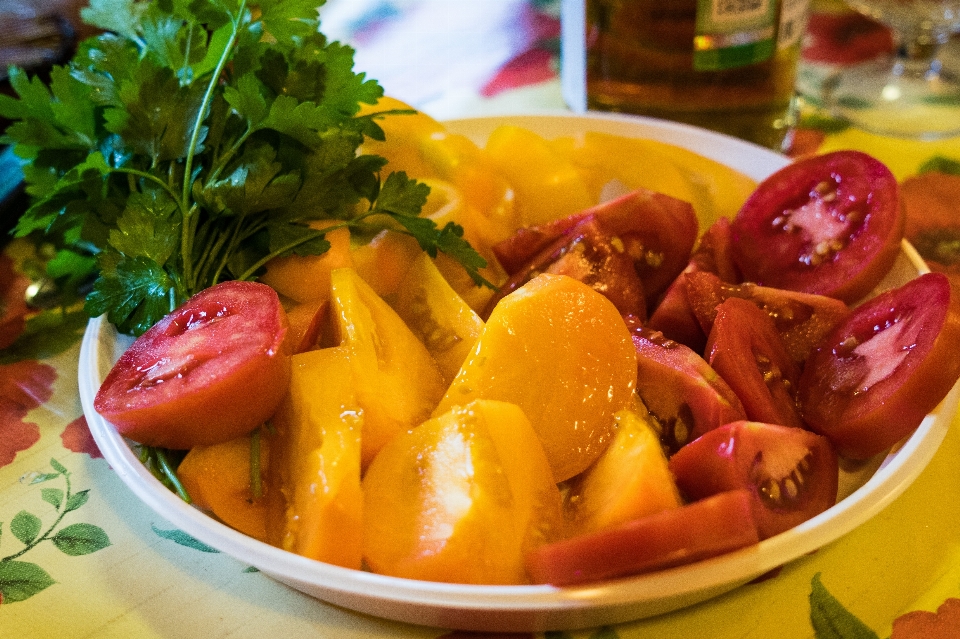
[330,268,446,467]
[483,124,595,226]
[362,399,562,584]
[436,273,638,482]
[565,406,682,535]
[269,346,363,568]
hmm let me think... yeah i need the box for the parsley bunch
[1,0,489,336]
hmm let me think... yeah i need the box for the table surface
[3,1,960,638]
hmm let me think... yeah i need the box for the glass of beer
[824,0,960,139]
[562,0,811,151]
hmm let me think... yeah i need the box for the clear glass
[824,1,960,139]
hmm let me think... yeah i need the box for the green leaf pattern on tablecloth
[810,573,881,639]
[0,458,110,604]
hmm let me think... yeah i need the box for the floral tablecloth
[3,1,960,637]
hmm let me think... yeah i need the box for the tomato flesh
[484,216,647,320]
[706,297,804,429]
[491,188,698,310]
[669,421,839,539]
[648,217,739,353]
[95,280,291,449]
[525,489,759,586]
[685,270,851,365]
[731,150,903,303]
[798,272,960,459]
[625,317,746,455]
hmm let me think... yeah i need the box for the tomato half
[685,271,851,365]
[706,297,804,429]
[524,489,759,586]
[669,421,839,539]
[798,272,960,460]
[95,280,291,449]
[731,150,904,304]
[626,317,746,455]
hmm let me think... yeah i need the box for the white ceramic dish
[78,112,960,633]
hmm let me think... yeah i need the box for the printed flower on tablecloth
[892,598,960,639]
[0,360,57,468]
[900,169,960,281]
[61,415,103,459]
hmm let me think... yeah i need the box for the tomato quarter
[525,489,759,586]
[669,421,839,539]
[731,150,904,304]
[94,280,291,449]
[798,272,960,460]
[706,297,804,429]
[626,317,746,455]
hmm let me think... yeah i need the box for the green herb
[1,0,491,338]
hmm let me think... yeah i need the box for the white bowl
[78,112,960,633]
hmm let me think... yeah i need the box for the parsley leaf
[4,0,490,336]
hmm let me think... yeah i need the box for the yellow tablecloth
[3,2,960,637]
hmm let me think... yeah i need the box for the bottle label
[694,0,777,71]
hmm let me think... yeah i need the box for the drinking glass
[824,0,960,139]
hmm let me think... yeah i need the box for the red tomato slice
[669,421,839,539]
[706,297,804,429]
[525,489,759,586]
[648,218,740,353]
[491,188,698,308]
[798,272,960,460]
[483,216,647,320]
[685,271,851,365]
[731,150,904,304]
[95,280,291,449]
[626,317,746,455]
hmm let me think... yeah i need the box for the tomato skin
[706,297,804,429]
[685,270,851,365]
[524,489,759,586]
[625,317,746,455]
[491,188,698,309]
[94,281,291,449]
[647,218,739,353]
[483,216,647,320]
[798,272,960,460]
[731,150,904,304]
[669,421,839,539]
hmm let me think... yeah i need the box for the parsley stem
[181,0,248,289]
[113,168,187,218]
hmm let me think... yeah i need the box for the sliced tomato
[525,489,759,586]
[731,150,904,304]
[95,281,291,449]
[483,216,646,320]
[685,271,851,365]
[491,188,698,308]
[798,272,960,460]
[706,297,804,428]
[647,218,740,353]
[625,317,746,455]
[669,421,839,539]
